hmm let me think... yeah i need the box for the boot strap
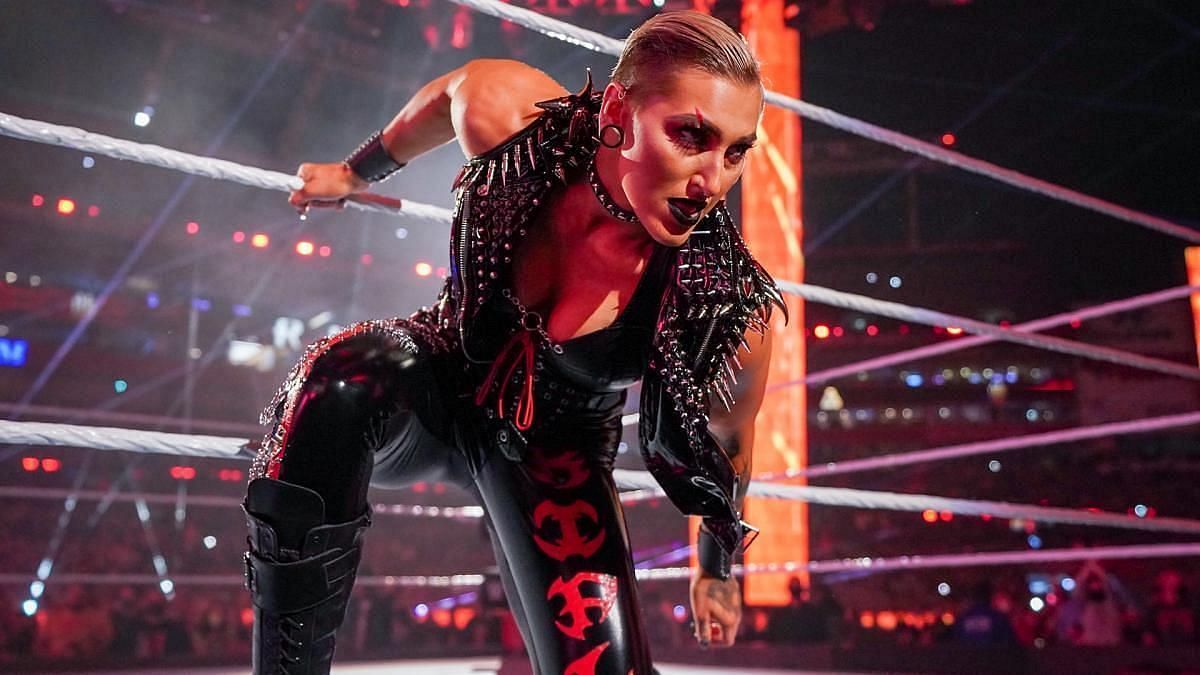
[247,545,362,615]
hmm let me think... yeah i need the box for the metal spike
[485,158,497,187]
[501,150,510,187]
[526,137,538,171]
[513,142,524,176]
[722,357,739,384]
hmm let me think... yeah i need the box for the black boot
[244,477,371,675]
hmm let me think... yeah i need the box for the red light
[361,254,373,266]
[170,466,196,480]
[899,324,910,335]
[251,233,269,248]
[413,481,427,494]
[1069,319,1081,329]
[921,509,938,523]
[941,133,956,146]
[866,325,879,336]
[186,221,200,235]
[832,326,845,337]
[218,469,244,482]
[57,198,76,215]
[41,458,61,473]
[232,231,246,243]
[22,457,40,472]
[981,513,993,521]
[415,262,433,277]
[87,205,100,217]
[450,7,471,49]
[436,266,448,276]
[318,245,332,257]
[31,194,45,207]
[813,325,831,339]
[295,241,315,256]
[240,607,254,627]
[939,510,954,522]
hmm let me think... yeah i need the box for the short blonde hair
[611,11,761,99]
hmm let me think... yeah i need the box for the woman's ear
[599,82,629,128]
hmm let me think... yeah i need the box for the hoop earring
[599,124,625,149]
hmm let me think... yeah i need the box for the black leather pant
[253,320,654,674]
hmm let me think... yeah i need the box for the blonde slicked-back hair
[611,11,761,99]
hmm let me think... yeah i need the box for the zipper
[692,315,719,373]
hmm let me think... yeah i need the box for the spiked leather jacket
[421,78,785,555]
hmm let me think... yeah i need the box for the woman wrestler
[243,11,784,674]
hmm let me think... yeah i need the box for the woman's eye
[674,126,705,148]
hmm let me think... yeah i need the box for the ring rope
[4,420,1198,534]
[2,115,1193,382]
[3,543,1196,588]
[0,112,452,224]
[448,0,1200,243]
[802,283,1200,387]
[609,469,1200,535]
[760,410,1200,481]
[779,281,1200,382]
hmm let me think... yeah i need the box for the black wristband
[697,525,733,581]
[344,130,405,183]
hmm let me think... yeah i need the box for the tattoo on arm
[706,579,740,611]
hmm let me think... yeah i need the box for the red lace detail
[474,329,537,431]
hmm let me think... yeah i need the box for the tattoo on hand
[706,579,741,615]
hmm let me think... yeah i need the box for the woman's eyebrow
[667,112,757,145]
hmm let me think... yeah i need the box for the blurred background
[1,0,1198,673]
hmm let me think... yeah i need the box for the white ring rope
[0,112,452,224]
[3,114,1194,382]
[2,543,1196,588]
[609,469,1200,535]
[0,486,487,521]
[803,283,1200,387]
[780,281,1200,382]
[765,410,1200,481]
[448,0,1200,243]
[4,420,1197,535]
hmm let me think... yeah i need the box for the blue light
[1027,534,1043,549]
[0,338,28,368]
[22,599,37,617]
[1133,504,1149,518]
[1028,579,1051,595]
[146,293,159,309]
[932,374,946,385]
[1061,577,1076,592]
[192,298,212,312]
[904,373,924,387]
[672,604,688,620]
[233,304,252,317]
[82,156,95,169]
[113,379,128,394]
[1005,371,1018,384]
[888,275,902,288]
[413,603,429,618]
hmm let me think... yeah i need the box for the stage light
[296,241,315,256]
[159,579,175,595]
[41,458,61,473]
[233,304,252,317]
[1027,534,1042,549]
[889,275,902,288]
[415,262,433,277]
[82,156,95,169]
[87,205,100,217]
[232,231,246,243]
[941,133,956,146]
[395,227,409,239]
[251,233,269,248]
[413,603,430,618]
[361,254,373,266]
[988,460,1002,472]
[922,509,938,523]
[1061,577,1076,592]
[22,457,39,472]
[813,324,831,339]
[672,604,687,621]
[203,536,217,550]
[186,221,200,235]
[146,292,159,309]
[946,326,964,335]
[1029,597,1045,612]
[937,583,951,596]
[134,105,154,128]
[319,245,332,257]
[56,198,76,215]
[866,325,879,336]
[1133,504,1149,518]
[22,600,37,617]
[939,511,953,522]
[31,194,44,207]
[29,581,44,599]
[865,272,878,284]
[832,326,845,337]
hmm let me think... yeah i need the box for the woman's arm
[689,328,773,648]
[289,59,567,210]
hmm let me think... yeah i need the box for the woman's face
[602,68,763,247]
